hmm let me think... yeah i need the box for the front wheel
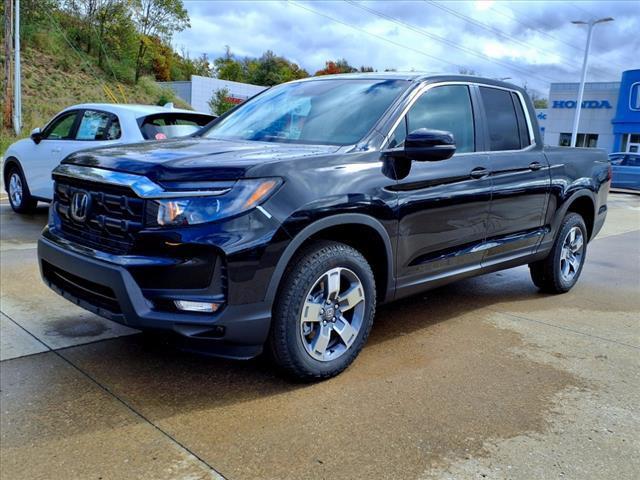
[6,166,38,214]
[529,213,588,293]
[269,241,376,381]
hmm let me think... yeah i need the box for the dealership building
[160,75,266,115]
[537,69,640,153]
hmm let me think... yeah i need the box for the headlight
[154,178,281,226]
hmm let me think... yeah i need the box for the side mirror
[384,128,456,162]
[31,128,42,144]
[403,128,456,161]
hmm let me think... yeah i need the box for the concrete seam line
[55,349,229,480]
[1,309,53,351]
[488,307,640,350]
[1,310,227,480]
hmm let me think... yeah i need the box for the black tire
[529,213,588,293]
[6,165,38,214]
[268,241,376,381]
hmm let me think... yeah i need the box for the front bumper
[38,231,272,359]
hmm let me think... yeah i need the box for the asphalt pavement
[1,194,638,480]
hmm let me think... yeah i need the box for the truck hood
[62,137,341,183]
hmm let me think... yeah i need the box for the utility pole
[13,0,21,134]
[570,17,614,148]
[3,0,13,130]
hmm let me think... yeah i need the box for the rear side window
[139,113,213,140]
[43,112,78,140]
[76,110,121,140]
[511,92,531,148]
[479,87,521,151]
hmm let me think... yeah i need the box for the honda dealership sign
[552,100,613,109]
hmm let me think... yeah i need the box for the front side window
[201,79,409,146]
[388,85,475,153]
[479,86,521,151]
[621,155,640,167]
[43,112,78,140]
[76,110,121,140]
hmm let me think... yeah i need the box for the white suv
[3,103,214,213]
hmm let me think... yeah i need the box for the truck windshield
[200,79,409,146]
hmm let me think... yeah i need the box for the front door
[390,84,492,298]
[27,110,81,198]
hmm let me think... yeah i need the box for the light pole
[14,0,22,135]
[570,17,614,148]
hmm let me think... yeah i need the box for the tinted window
[76,110,121,140]
[202,79,409,145]
[621,155,640,167]
[43,112,77,140]
[511,92,531,148]
[479,87,520,151]
[405,85,475,153]
[140,113,213,140]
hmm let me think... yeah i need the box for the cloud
[173,0,639,94]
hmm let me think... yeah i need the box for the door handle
[529,161,543,171]
[470,167,489,179]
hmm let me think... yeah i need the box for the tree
[208,88,236,116]
[214,46,244,81]
[315,59,357,76]
[213,47,308,86]
[132,0,190,82]
[523,82,548,109]
[458,67,479,76]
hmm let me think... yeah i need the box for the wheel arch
[265,214,395,306]
[3,156,24,189]
[563,191,596,240]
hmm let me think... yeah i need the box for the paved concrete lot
[1,194,639,480]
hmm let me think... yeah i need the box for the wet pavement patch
[44,318,109,338]
[59,299,582,480]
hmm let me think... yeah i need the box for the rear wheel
[269,241,376,381]
[529,213,587,293]
[6,166,37,214]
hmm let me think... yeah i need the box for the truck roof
[292,72,523,93]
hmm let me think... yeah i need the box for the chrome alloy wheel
[560,226,584,282]
[300,267,366,362]
[8,172,23,208]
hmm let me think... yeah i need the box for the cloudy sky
[173,0,640,95]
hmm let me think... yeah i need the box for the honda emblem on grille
[70,191,91,222]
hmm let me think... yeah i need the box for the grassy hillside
[1,46,189,154]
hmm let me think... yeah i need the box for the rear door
[391,83,492,298]
[477,86,551,266]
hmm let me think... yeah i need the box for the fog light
[174,300,221,313]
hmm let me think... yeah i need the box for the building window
[621,133,640,153]
[559,133,598,148]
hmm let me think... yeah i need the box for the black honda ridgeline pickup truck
[38,74,610,380]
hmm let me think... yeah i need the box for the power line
[48,14,107,86]
[287,0,465,71]
[344,0,559,85]
[489,2,627,73]
[423,0,615,81]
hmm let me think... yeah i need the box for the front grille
[42,261,121,313]
[54,178,145,255]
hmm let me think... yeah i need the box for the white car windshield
[200,79,409,146]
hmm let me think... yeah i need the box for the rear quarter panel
[539,146,610,250]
